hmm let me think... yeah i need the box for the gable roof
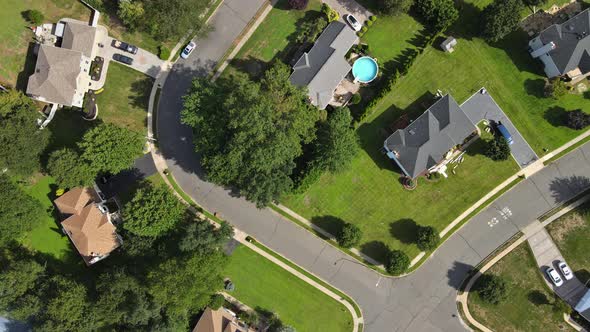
[193,308,249,332]
[61,21,98,58]
[54,187,99,216]
[538,9,590,75]
[384,95,476,178]
[289,21,358,109]
[26,45,83,106]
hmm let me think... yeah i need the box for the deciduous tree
[485,135,511,161]
[476,274,507,304]
[118,0,145,30]
[481,0,523,42]
[380,0,414,15]
[416,226,439,251]
[415,0,458,32]
[566,109,590,130]
[312,107,359,173]
[47,148,95,188]
[337,222,363,248]
[0,175,45,246]
[387,249,410,274]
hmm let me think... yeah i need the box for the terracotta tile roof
[54,187,98,216]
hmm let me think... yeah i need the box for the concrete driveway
[461,88,539,168]
[323,0,373,24]
[96,37,164,79]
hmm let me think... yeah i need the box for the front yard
[223,245,353,332]
[468,244,572,331]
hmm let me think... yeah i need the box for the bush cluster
[158,45,171,60]
[386,249,410,274]
[24,10,44,25]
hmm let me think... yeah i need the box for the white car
[546,268,564,287]
[180,41,196,59]
[346,14,362,32]
[558,261,574,280]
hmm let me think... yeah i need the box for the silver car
[558,261,573,280]
[346,14,362,32]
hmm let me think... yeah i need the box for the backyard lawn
[468,244,572,331]
[95,62,152,133]
[223,245,353,332]
[547,202,590,285]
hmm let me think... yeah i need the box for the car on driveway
[345,14,362,32]
[113,53,134,65]
[112,39,138,54]
[180,41,196,59]
[558,261,574,280]
[546,267,564,287]
[496,122,513,145]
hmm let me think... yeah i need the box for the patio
[521,0,583,35]
[330,74,361,107]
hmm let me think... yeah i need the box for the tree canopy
[387,249,410,274]
[414,0,459,32]
[337,222,363,248]
[47,148,95,189]
[481,0,523,42]
[476,274,508,304]
[79,123,143,175]
[0,90,50,176]
[416,226,439,251]
[566,109,590,130]
[485,135,511,161]
[313,107,359,173]
[123,184,186,237]
[380,0,414,15]
[0,175,45,246]
[142,0,207,40]
[181,62,318,207]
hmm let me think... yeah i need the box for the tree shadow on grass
[310,215,346,237]
[230,56,269,80]
[129,76,154,110]
[359,240,389,264]
[528,289,551,306]
[389,219,419,244]
[447,0,483,41]
[544,106,568,128]
[524,78,546,98]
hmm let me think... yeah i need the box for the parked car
[113,53,133,65]
[345,14,362,32]
[546,267,564,287]
[111,39,138,54]
[180,41,196,59]
[558,261,574,280]
[496,122,513,145]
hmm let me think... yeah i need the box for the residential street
[156,1,590,331]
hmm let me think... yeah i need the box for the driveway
[461,88,539,168]
[97,153,157,199]
[323,0,373,24]
[527,227,588,306]
[96,37,164,79]
[157,0,590,331]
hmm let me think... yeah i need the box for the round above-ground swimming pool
[352,56,378,83]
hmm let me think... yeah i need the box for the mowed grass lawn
[19,175,72,259]
[95,62,152,133]
[468,244,571,331]
[547,202,590,285]
[284,0,589,262]
[223,245,353,332]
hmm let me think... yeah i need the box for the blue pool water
[352,56,378,83]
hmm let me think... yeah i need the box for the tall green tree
[78,123,143,175]
[0,175,45,246]
[47,148,95,188]
[481,0,524,42]
[142,0,207,40]
[416,226,439,251]
[313,107,359,173]
[40,276,93,331]
[118,0,145,30]
[380,0,414,15]
[123,184,186,237]
[181,62,318,207]
[0,90,50,176]
[476,274,508,304]
[485,136,511,161]
[415,0,459,32]
[179,220,234,253]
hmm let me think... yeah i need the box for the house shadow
[16,43,38,91]
[447,260,475,290]
[359,240,389,264]
[543,106,568,128]
[389,219,420,244]
[310,215,346,237]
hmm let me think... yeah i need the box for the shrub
[485,135,511,161]
[387,250,410,274]
[292,165,323,194]
[321,3,339,22]
[158,45,171,60]
[238,311,259,326]
[544,78,568,99]
[476,274,507,304]
[337,223,363,248]
[350,93,361,105]
[367,20,373,27]
[208,294,225,310]
[416,226,439,251]
[566,109,590,130]
[24,10,44,25]
[361,26,368,33]
[288,0,309,9]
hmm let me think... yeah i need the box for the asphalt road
[157,1,590,331]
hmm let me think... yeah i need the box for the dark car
[113,53,133,65]
[111,39,138,54]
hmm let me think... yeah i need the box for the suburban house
[289,21,358,109]
[529,8,590,82]
[383,94,477,179]
[192,307,254,332]
[54,187,122,265]
[27,18,106,108]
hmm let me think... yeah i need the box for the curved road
[157,1,590,331]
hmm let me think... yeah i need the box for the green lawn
[223,245,353,332]
[468,244,572,331]
[95,62,152,133]
[547,203,590,285]
[19,175,72,259]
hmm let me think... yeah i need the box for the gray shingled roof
[26,45,83,106]
[538,9,590,75]
[289,21,358,109]
[384,95,476,178]
[61,21,98,58]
